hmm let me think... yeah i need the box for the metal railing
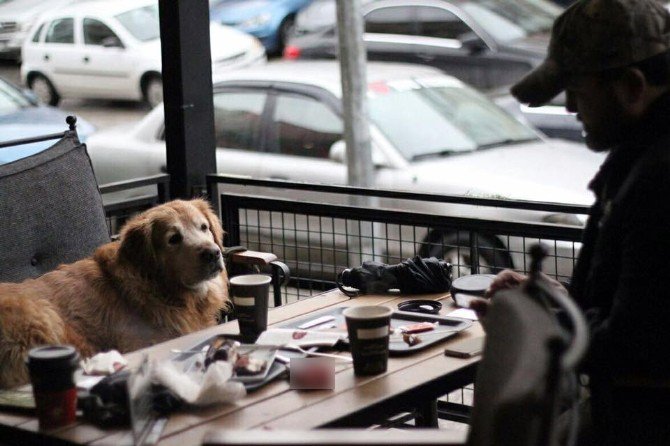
[99,174,171,237]
[207,175,588,304]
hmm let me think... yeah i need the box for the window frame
[263,83,344,159]
[82,17,122,47]
[44,17,76,45]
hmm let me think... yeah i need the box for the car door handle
[43,54,49,61]
[270,176,289,181]
[417,53,435,62]
[83,56,90,63]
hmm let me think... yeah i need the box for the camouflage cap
[512,0,670,106]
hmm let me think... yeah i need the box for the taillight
[283,45,301,60]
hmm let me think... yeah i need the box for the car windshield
[461,0,560,42]
[367,77,538,161]
[115,4,160,42]
[0,78,32,116]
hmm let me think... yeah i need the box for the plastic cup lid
[27,345,79,370]
[450,274,497,296]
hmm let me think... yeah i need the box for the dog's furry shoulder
[0,199,229,388]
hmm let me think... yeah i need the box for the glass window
[83,18,119,46]
[271,94,342,158]
[416,6,473,40]
[461,0,560,42]
[212,91,266,150]
[367,78,537,161]
[45,18,74,44]
[115,4,160,42]
[365,7,416,35]
[31,23,45,43]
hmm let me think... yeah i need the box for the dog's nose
[200,247,221,265]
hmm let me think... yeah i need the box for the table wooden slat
[0,290,476,446]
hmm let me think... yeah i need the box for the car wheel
[422,231,512,278]
[278,16,295,53]
[143,76,163,108]
[29,74,60,106]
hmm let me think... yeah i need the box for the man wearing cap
[483,0,670,444]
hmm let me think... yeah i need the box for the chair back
[0,124,110,282]
[467,246,588,446]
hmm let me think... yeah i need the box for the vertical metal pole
[336,0,381,263]
[220,195,241,247]
[336,0,373,188]
[469,231,480,274]
[158,0,216,199]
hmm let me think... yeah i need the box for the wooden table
[0,290,482,445]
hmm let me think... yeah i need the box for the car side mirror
[102,36,124,48]
[459,32,486,55]
[329,140,347,163]
[328,140,389,167]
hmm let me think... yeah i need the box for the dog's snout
[200,247,221,265]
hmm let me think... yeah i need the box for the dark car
[285,0,561,90]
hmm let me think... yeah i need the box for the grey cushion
[0,133,110,283]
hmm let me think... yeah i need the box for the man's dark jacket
[570,94,670,379]
[567,95,670,445]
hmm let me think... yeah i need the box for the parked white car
[0,0,75,61]
[20,0,266,107]
[87,61,604,277]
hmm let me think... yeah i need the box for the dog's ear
[118,215,158,274]
[192,199,225,249]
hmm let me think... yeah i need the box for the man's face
[565,74,632,152]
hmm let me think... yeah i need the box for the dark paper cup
[26,345,79,430]
[343,306,393,376]
[230,274,271,342]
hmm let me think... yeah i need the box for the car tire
[29,74,60,106]
[143,75,163,108]
[422,231,512,278]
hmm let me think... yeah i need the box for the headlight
[542,213,585,226]
[241,13,272,29]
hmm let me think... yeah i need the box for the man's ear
[614,67,649,116]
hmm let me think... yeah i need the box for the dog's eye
[201,223,208,232]
[168,233,183,245]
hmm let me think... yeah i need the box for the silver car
[86,61,604,276]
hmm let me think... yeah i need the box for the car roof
[40,0,156,18]
[213,60,456,96]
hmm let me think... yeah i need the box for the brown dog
[0,199,229,389]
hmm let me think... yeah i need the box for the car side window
[31,23,45,43]
[212,90,266,151]
[83,18,119,46]
[365,7,417,35]
[416,6,473,40]
[45,18,75,44]
[270,93,343,159]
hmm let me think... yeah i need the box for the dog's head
[118,199,226,289]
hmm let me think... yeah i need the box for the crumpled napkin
[80,350,128,375]
[152,360,246,406]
